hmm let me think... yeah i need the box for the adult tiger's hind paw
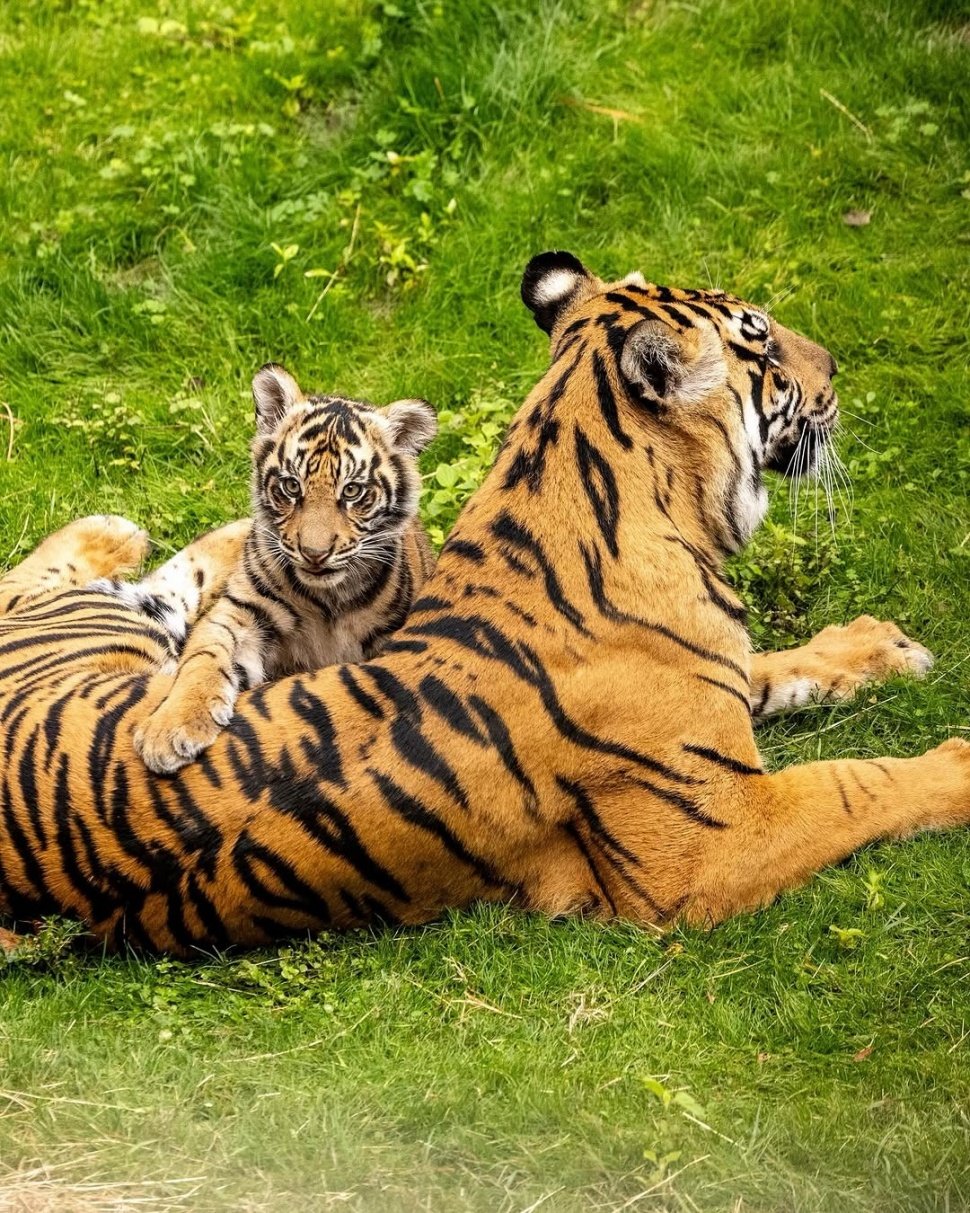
[134,687,236,775]
[56,514,151,582]
[0,515,150,614]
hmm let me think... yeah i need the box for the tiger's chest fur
[272,614,366,675]
[267,589,388,675]
[233,517,433,688]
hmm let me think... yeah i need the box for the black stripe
[264,760,411,902]
[502,347,583,493]
[419,675,488,744]
[696,674,751,710]
[224,591,281,641]
[591,350,633,450]
[232,829,332,919]
[697,562,747,625]
[627,774,728,830]
[603,291,652,317]
[381,638,429,654]
[443,539,486,564]
[574,424,621,558]
[561,819,617,915]
[659,302,697,329]
[363,665,469,810]
[17,726,48,850]
[338,548,394,614]
[88,679,148,823]
[339,665,385,719]
[581,541,748,680]
[848,768,876,800]
[833,770,852,814]
[370,769,507,889]
[288,679,347,788]
[185,872,230,947]
[52,753,112,920]
[665,533,747,626]
[404,611,698,787]
[557,776,667,918]
[244,542,300,622]
[491,512,590,636]
[467,695,539,818]
[683,743,762,776]
[2,765,53,904]
[752,680,771,717]
[108,759,182,885]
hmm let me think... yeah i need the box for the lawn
[1,0,969,1209]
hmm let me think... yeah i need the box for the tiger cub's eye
[277,475,302,498]
[342,482,364,502]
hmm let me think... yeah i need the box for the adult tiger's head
[250,364,437,585]
[517,250,839,552]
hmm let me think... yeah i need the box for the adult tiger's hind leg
[90,519,250,659]
[0,514,149,615]
[750,616,933,719]
[686,739,970,925]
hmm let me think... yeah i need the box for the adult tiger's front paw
[919,736,970,828]
[134,688,236,775]
[810,616,934,696]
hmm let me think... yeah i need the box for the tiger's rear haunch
[0,252,966,953]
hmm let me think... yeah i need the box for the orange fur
[0,255,966,954]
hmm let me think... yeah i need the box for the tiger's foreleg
[750,615,933,719]
[134,585,265,775]
[0,514,149,615]
[686,738,970,924]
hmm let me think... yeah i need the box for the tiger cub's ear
[521,251,594,334]
[619,319,724,408]
[382,399,438,455]
[252,363,304,434]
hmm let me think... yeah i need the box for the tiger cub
[134,363,437,774]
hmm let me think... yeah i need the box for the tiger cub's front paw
[134,687,236,775]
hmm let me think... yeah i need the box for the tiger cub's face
[250,364,436,588]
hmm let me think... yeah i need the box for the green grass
[1,0,969,1208]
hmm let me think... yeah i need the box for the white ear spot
[622,271,647,288]
[533,267,583,307]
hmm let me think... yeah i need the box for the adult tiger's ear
[383,398,438,455]
[619,319,724,407]
[521,250,594,334]
[252,363,304,434]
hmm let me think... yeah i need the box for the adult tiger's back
[0,252,967,953]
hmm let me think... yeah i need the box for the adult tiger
[0,251,966,954]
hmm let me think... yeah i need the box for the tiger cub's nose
[299,542,334,570]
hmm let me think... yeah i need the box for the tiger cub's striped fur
[133,364,437,773]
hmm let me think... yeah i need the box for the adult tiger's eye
[342,482,364,502]
[278,475,301,498]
